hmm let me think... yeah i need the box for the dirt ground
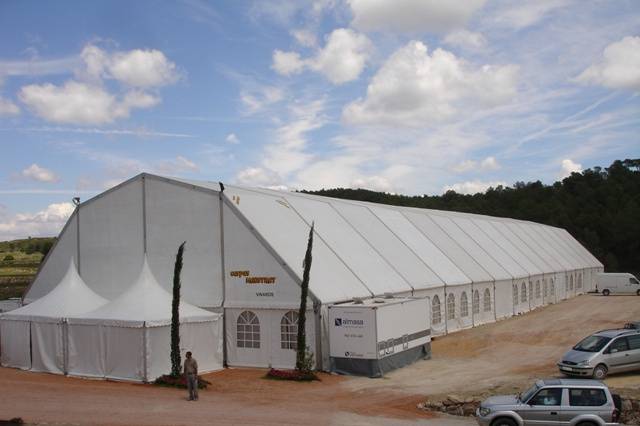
[1,294,638,425]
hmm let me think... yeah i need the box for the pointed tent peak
[135,254,162,291]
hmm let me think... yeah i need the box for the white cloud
[271,50,306,76]
[452,159,477,173]
[452,156,500,173]
[18,81,159,125]
[560,158,582,178]
[0,202,74,241]
[343,41,518,126]
[226,133,239,144]
[20,164,59,183]
[348,0,486,33]
[575,36,640,92]
[480,156,500,170]
[443,180,507,194]
[79,44,178,87]
[272,28,372,84]
[235,99,326,188]
[491,0,570,30]
[351,176,393,192]
[155,156,199,174]
[292,29,317,47]
[240,86,284,114]
[235,167,286,189]
[309,28,372,84]
[0,97,20,116]
[443,30,487,49]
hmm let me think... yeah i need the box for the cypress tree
[170,242,186,377]
[296,223,314,371]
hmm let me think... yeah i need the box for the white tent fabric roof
[2,259,107,322]
[68,257,219,327]
[156,175,602,303]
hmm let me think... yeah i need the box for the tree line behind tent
[303,159,640,277]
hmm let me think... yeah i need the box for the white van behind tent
[596,272,640,296]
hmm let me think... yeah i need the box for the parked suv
[476,379,620,426]
[558,327,640,379]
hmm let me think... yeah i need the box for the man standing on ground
[184,351,198,401]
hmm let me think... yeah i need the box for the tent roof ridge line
[449,216,523,281]
[325,199,415,292]
[396,210,472,286]
[425,212,513,282]
[280,193,376,298]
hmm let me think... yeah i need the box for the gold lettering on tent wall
[229,270,276,285]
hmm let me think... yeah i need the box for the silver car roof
[540,378,607,388]
[594,328,640,338]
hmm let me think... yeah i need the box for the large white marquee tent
[10,173,602,374]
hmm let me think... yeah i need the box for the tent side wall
[144,176,223,308]
[23,212,78,303]
[30,320,64,374]
[78,178,145,300]
[0,318,31,369]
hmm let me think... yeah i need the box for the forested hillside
[303,159,640,274]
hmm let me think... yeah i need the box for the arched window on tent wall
[551,279,555,296]
[570,275,574,290]
[460,292,469,317]
[447,293,456,320]
[237,311,260,349]
[483,288,491,312]
[535,280,541,299]
[472,290,480,315]
[513,284,518,306]
[521,282,527,303]
[565,278,568,291]
[529,281,533,300]
[432,295,442,325]
[578,274,582,289]
[280,310,298,350]
[543,279,548,298]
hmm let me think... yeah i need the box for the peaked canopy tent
[22,173,604,372]
[0,259,107,373]
[66,258,223,382]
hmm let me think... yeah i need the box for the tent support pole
[313,301,322,371]
[142,321,148,382]
[218,185,228,368]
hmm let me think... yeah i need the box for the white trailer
[328,296,431,377]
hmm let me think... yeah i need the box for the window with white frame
[529,281,533,300]
[543,279,548,298]
[447,293,456,320]
[460,292,469,317]
[280,310,298,350]
[432,295,442,325]
[551,279,555,295]
[483,288,491,312]
[521,282,527,303]
[472,290,480,315]
[237,311,260,349]
[513,284,518,306]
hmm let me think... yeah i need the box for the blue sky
[0,0,639,240]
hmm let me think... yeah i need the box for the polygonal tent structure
[66,257,223,381]
[21,173,603,372]
[0,258,107,373]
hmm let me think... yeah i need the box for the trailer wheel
[602,289,610,296]
[592,364,607,380]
